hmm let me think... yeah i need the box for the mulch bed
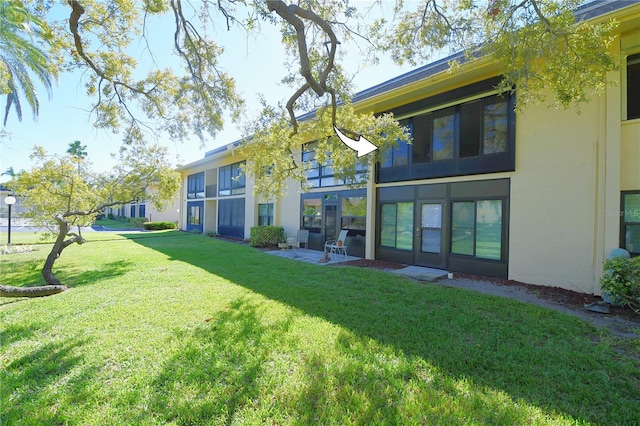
[340,259,640,323]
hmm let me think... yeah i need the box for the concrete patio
[264,247,450,282]
[264,247,360,265]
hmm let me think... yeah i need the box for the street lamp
[4,195,16,245]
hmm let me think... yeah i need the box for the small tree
[7,142,180,292]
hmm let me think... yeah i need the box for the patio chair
[324,229,348,260]
[287,229,309,250]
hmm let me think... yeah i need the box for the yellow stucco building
[177,1,640,295]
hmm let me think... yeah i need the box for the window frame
[626,53,640,121]
[218,161,246,196]
[450,198,504,261]
[187,172,205,199]
[258,203,274,226]
[303,140,368,188]
[379,201,414,251]
[620,191,640,256]
[378,79,516,183]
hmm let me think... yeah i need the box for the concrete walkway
[265,248,450,281]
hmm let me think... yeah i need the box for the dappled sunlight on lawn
[1,233,637,424]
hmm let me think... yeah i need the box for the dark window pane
[393,141,410,166]
[433,109,455,161]
[460,100,482,158]
[412,113,432,164]
[422,229,441,253]
[483,100,508,154]
[628,54,640,120]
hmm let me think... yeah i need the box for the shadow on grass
[128,233,640,424]
[1,336,97,425]
[56,260,135,288]
[142,297,292,424]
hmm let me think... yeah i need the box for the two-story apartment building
[177,0,640,294]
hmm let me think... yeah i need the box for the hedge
[129,217,148,228]
[143,221,178,230]
[249,226,285,247]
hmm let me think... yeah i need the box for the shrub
[143,221,177,231]
[129,217,147,228]
[249,226,285,247]
[600,256,640,314]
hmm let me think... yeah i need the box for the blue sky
[0,2,412,182]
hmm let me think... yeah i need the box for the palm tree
[0,0,57,126]
[67,140,87,160]
[1,166,15,178]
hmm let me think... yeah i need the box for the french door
[414,200,447,269]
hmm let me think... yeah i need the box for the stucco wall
[621,120,640,190]
[509,100,602,293]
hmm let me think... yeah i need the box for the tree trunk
[0,285,67,298]
[41,219,70,285]
[41,216,87,285]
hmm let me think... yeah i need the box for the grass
[1,232,639,425]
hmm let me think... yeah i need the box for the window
[452,200,503,260]
[382,119,411,167]
[218,198,245,238]
[302,198,322,233]
[627,54,640,120]
[432,108,455,161]
[219,161,245,196]
[379,90,515,182]
[187,172,205,199]
[188,204,201,225]
[421,203,442,253]
[258,203,274,226]
[621,192,640,255]
[303,141,369,188]
[139,203,146,218]
[380,202,413,250]
[341,195,366,236]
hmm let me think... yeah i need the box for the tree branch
[266,0,339,135]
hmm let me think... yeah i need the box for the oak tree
[5,141,180,294]
[5,1,621,199]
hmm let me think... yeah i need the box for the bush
[129,217,147,228]
[600,256,640,314]
[249,226,285,247]
[143,221,177,231]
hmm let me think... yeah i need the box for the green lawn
[1,232,639,425]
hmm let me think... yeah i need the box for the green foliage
[128,217,147,228]
[0,0,58,125]
[249,225,285,247]
[143,221,177,230]
[600,257,640,314]
[11,143,180,233]
[372,0,620,113]
[242,101,411,200]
